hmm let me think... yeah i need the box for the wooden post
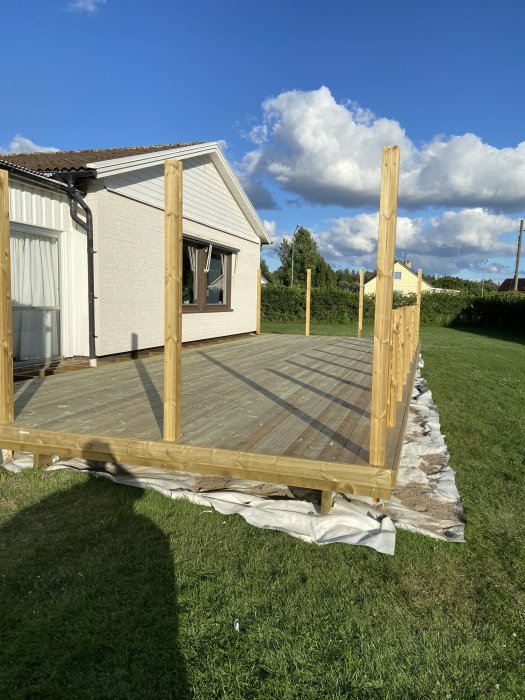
[397,309,405,401]
[163,160,183,442]
[256,268,262,335]
[305,267,311,336]
[415,267,422,342]
[369,146,400,467]
[388,312,399,427]
[0,170,13,424]
[320,489,334,516]
[357,268,364,338]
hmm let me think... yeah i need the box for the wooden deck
[10,334,411,473]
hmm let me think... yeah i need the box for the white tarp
[1,357,464,555]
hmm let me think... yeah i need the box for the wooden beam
[0,426,394,500]
[320,490,334,516]
[256,268,262,335]
[357,268,364,338]
[163,160,183,442]
[416,268,423,343]
[305,267,311,336]
[369,146,400,467]
[388,311,400,427]
[0,169,13,424]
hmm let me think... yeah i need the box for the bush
[261,286,525,330]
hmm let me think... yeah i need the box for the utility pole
[514,219,523,291]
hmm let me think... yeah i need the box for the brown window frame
[182,240,232,314]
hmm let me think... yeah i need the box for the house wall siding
[8,178,89,358]
[87,184,259,357]
[104,156,258,244]
[364,262,432,296]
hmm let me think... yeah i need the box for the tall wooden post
[0,170,13,425]
[357,268,364,338]
[415,267,422,342]
[305,268,311,336]
[388,311,399,427]
[369,146,400,467]
[256,268,262,335]
[163,160,183,442]
[514,220,523,292]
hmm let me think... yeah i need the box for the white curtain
[10,231,60,361]
[188,245,199,302]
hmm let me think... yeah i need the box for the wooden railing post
[305,268,311,336]
[0,169,13,425]
[357,268,364,338]
[416,267,422,343]
[369,146,400,467]
[388,311,399,427]
[256,268,262,335]
[397,308,405,401]
[163,160,183,442]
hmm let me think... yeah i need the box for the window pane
[394,271,402,279]
[183,243,199,304]
[207,250,227,304]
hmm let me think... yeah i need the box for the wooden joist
[0,425,394,499]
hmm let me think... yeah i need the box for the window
[394,271,402,279]
[182,239,232,312]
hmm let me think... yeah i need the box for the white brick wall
[87,185,260,356]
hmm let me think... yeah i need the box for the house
[364,260,434,296]
[498,278,525,293]
[0,143,271,364]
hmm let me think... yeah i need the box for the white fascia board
[87,142,272,245]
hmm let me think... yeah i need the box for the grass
[1,325,524,699]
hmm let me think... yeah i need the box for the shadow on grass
[0,460,189,698]
[446,324,525,346]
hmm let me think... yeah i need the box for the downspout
[64,175,97,367]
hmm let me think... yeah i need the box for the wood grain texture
[369,146,400,467]
[256,268,261,335]
[305,268,311,336]
[163,160,183,441]
[357,268,364,338]
[0,170,13,424]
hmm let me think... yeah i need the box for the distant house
[498,278,525,293]
[1,142,271,363]
[364,261,434,296]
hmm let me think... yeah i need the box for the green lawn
[1,326,524,699]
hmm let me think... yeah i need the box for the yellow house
[364,260,434,296]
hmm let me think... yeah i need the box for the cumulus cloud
[240,86,525,212]
[0,135,58,154]
[67,0,106,12]
[266,208,517,277]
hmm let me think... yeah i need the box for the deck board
[12,334,410,469]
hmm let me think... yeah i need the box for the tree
[277,226,336,288]
[260,256,273,283]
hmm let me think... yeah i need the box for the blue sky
[2,0,524,281]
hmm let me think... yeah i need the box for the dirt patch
[391,483,459,521]
[419,453,446,475]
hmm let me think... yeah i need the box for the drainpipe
[64,175,97,367]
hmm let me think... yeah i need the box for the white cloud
[265,208,517,277]
[1,135,58,154]
[239,86,525,212]
[262,219,276,241]
[67,0,106,13]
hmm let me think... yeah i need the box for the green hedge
[261,285,525,329]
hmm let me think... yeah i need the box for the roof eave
[87,142,272,245]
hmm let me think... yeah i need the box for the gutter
[64,175,97,368]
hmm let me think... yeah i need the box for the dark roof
[498,278,525,292]
[0,143,203,173]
